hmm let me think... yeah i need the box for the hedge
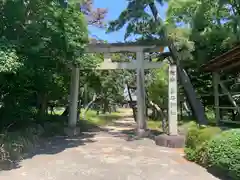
[203,129,240,179]
[184,122,221,161]
[185,124,240,180]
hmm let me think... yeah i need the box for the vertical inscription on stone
[168,65,178,135]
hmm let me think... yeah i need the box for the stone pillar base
[136,129,150,138]
[64,127,80,137]
[155,134,185,148]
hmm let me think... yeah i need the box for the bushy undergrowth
[0,110,121,168]
[184,122,221,161]
[185,122,240,180]
[203,129,240,179]
[0,118,66,168]
[0,125,44,163]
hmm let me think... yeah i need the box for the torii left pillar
[64,66,81,136]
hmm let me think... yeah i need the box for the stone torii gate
[66,42,183,146]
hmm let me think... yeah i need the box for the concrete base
[64,127,80,137]
[155,134,185,148]
[136,129,150,138]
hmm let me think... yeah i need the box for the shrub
[203,129,240,179]
[184,122,221,161]
[184,147,197,161]
[0,125,45,163]
[194,141,210,166]
[185,122,200,149]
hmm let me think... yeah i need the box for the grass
[83,109,184,133]
[50,107,203,131]
[49,107,122,126]
[83,109,170,131]
[147,118,205,136]
[48,107,123,130]
[83,108,218,135]
[147,120,162,130]
[82,109,122,126]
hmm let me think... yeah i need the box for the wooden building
[202,45,240,124]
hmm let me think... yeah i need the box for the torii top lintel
[85,42,167,53]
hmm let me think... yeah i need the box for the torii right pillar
[136,51,147,137]
[155,64,185,148]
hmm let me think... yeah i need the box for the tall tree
[107,0,208,125]
[0,0,93,127]
[167,0,240,107]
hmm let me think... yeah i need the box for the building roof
[202,45,240,72]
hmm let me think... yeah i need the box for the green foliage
[84,53,136,113]
[185,122,221,161]
[107,0,166,41]
[0,0,93,128]
[0,118,69,166]
[107,2,240,178]
[0,39,22,73]
[167,0,236,64]
[0,125,44,164]
[185,123,240,180]
[203,129,240,179]
[148,63,168,108]
[184,147,197,161]
[0,0,111,168]
[166,0,240,105]
[108,0,240,109]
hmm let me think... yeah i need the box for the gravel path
[0,110,220,180]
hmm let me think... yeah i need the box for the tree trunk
[183,100,192,118]
[61,106,69,116]
[112,104,117,112]
[145,102,148,118]
[37,93,48,121]
[126,82,137,122]
[149,101,168,133]
[76,98,82,121]
[62,97,82,119]
[148,2,208,125]
[180,101,183,120]
[83,94,98,120]
[152,107,158,120]
[102,99,108,114]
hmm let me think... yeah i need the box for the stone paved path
[0,109,220,180]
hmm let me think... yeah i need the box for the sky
[88,0,168,43]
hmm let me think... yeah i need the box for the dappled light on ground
[0,109,220,180]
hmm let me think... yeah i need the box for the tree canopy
[106,0,240,121]
[1,0,240,129]
[0,0,107,128]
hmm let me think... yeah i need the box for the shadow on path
[98,110,163,142]
[0,109,223,180]
[207,167,232,180]
[0,133,96,171]
[98,110,225,180]
[0,124,98,171]
[0,111,128,172]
